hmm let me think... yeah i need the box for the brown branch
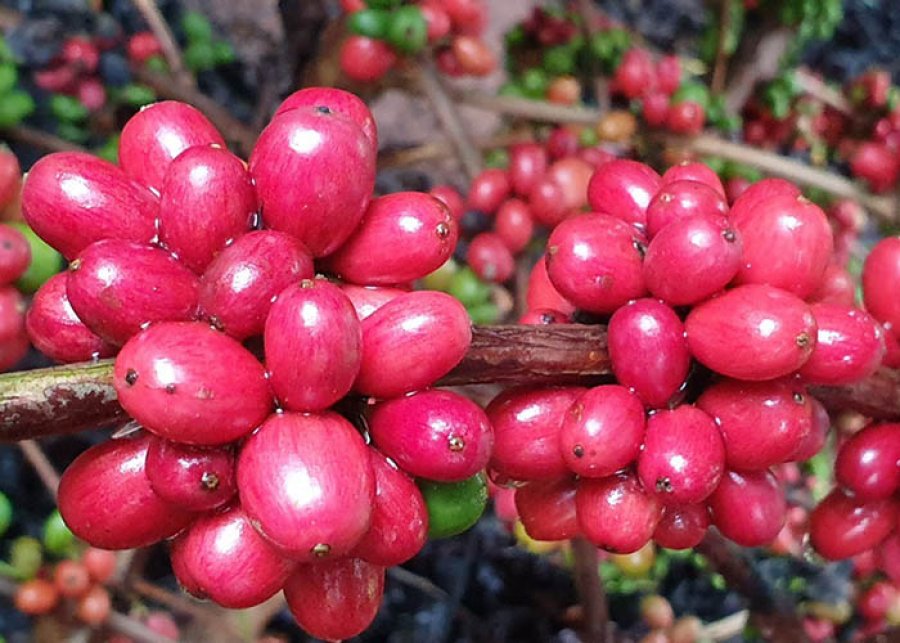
[1,125,89,154]
[130,0,193,90]
[18,440,60,500]
[794,67,852,115]
[723,25,793,115]
[711,0,734,95]
[571,537,610,643]
[378,131,532,169]
[455,92,600,125]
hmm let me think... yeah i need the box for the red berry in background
[238,412,374,561]
[656,55,682,95]
[171,504,295,609]
[798,304,885,385]
[697,378,813,470]
[284,558,385,642]
[274,86,378,150]
[641,91,670,128]
[34,64,78,93]
[519,308,571,324]
[789,396,830,462]
[0,285,24,339]
[67,240,199,346]
[355,290,471,398]
[509,142,549,198]
[435,46,465,77]
[26,273,114,364]
[859,581,897,622]
[558,385,646,478]
[809,487,897,560]
[547,76,581,106]
[22,152,158,260]
[76,77,107,111]
[809,262,856,307]
[443,0,488,35]
[127,32,162,64]
[145,436,236,511]
[608,299,690,408]
[725,176,751,203]
[197,230,314,341]
[850,142,900,193]
[494,198,534,253]
[61,36,99,73]
[666,101,705,134]
[468,231,514,283]
[526,254,575,315]
[467,168,510,214]
[528,177,569,227]
[119,101,226,194]
[638,406,724,504]
[452,36,496,76]
[707,469,786,547]
[0,224,30,285]
[645,179,728,238]
[250,106,375,257]
[82,548,117,584]
[0,148,20,210]
[370,389,493,482]
[421,2,452,42]
[685,284,817,381]
[614,48,655,100]
[159,145,256,273]
[653,503,710,550]
[352,450,428,567]
[339,283,408,321]
[114,322,272,445]
[54,559,91,598]
[546,157,594,212]
[576,471,662,554]
[515,477,579,541]
[340,36,396,82]
[668,162,723,194]
[587,159,662,229]
[58,434,193,550]
[643,214,742,306]
[835,423,900,501]
[429,184,465,221]
[863,237,900,330]
[326,192,457,285]
[546,213,647,314]
[546,127,579,160]
[880,532,900,584]
[14,579,59,616]
[487,386,584,481]
[265,279,361,412]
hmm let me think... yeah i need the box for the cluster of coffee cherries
[21,88,495,640]
[339,0,494,82]
[487,158,891,557]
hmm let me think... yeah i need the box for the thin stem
[378,131,532,169]
[795,67,852,115]
[455,91,600,125]
[571,537,610,643]
[711,0,734,94]
[130,0,193,89]
[18,440,60,501]
[1,125,89,154]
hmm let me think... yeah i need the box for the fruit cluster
[339,0,495,82]
[20,88,501,640]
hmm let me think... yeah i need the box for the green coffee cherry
[419,472,488,539]
[671,81,710,110]
[420,258,459,292]
[184,42,216,73]
[10,536,42,579]
[120,83,157,107]
[43,509,75,557]
[0,491,11,538]
[348,9,392,40]
[447,267,492,308]
[468,301,499,324]
[181,10,213,43]
[386,6,428,55]
[212,41,236,65]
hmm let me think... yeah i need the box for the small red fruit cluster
[0,149,30,371]
[34,36,107,111]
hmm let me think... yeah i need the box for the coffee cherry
[546,157,594,211]
[859,581,897,622]
[369,389,493,482]
[638,406,725,503]
[119,101,225,193]
[127,32,163,64]
[645,180,728,238]
[0,148,21,210]
[707,469,786,547]
[863,237,900,330]
[237,412,374,561]
[834,423,900,501]
[54,559,91,598]
[22,152,158,260]
[284,558,385,642]
[15,579,59,615]
[468,232,515,283]
[514,477,579,541]
[76,585,111,626]
[526,256,576,314]
[608,299,690,408]
[879,533,900,584]
[197,230,314,340]
[351,450,428,567]
[652,503,710,549]
[487,386,584,481]
[576,471,662,554]
[614,48,655,100]
[661,161,726,197]
[728,177,801,223]
[421,2,452,42]
[685,284,817,381]
[642,91,670,128]
[790,397,830,461]
[528,177,569,227]
[265,279,361,412]
[429,184,465,221]
[509,143,548,197]
[145,436,236,511]
[0,224,30,285]
[851,142,900,193]
[809,262,856,307]
[340,35,397,82]
[115,322,272,444]
[451,35,495,76]
[809,487,897,560]
[170,504,295,608]
[666,101,705,134]
[559,385,645,478]
[339,284,407,320]
[82,548,117,584]
[799,304,885,385]
[419,473,488,539]
[250,106,376,257]
[587,159,661,229]
[58,434,193,550]
[467,169,510,214]
[641,594,675,630]
[274,86,378,149]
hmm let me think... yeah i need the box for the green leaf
[0,63,18,95]
[181,10,214,43]
[50,94,88,123]
[0,91,34,128]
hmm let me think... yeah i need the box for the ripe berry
[339,283,407,320]
[145,436,236,511]
[15,579,59,615]
[546,157,594,211]
[429,184,465,221]
[494,199,534,254]
[863,237,900,330]
[82,548,117,584]
[587,159,661,229]
[666,101,705,134]
[76,586,111,626]
[54,559,91,598]
[515,477,579,541]
[661,162,726,197]
[468,232,515,282]
[526,256,575,314]
[0,224,30,285]
[645,180,728,238]
[467,169,511,214]
[0,148,21,210]
[834,423,900,501]
[528,177,569,227]
[851,142,900,193]
[859,582,897,622]
[576,471,662,554]
[451,36,495,76]
[509,143,548,197]
[340,36,396,82]
[614,48,655,100]
[810,262,856,307]
[707,469,786,547]
[809,487,897,560]
[728,177,801,222]
[799,304,885,385]
[653,503,709,549]
[274,86,378,149]
[127,32,162,64]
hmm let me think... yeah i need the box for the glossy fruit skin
[526,256,575,314]
[325,192,457,285]
[608,299,690,408]
[145,436,236,511]
[159,145,257,273]
[515,477,579,541]
[249,106,376,257]
[799,304,885,385]
[57,434,193,550]
[494,199,534,254]
[197,230,314,340]
[559,385,645,478]
[67,240,199,346]
[26,273,115,363]
[284,557,385,642]
[509,143,548,197]
[352,450,428,567]
[468,231,515,283]
[576,471,662,554]
[340,35,396,82]
[339,284,407,321]
[237,412,374,561]
[0,224,30,284]
[661,162,725,197]
[170,504,295,609]
[707,469,786,547]
[643,214,742,306]
[652,503,709,549]
[809,488,897,560]
[355,290,471,398]
[666,101,705,134]
[731,194,833,298]
[697,378,813,470]
[0,148,21,210]
[546,213,647,314]
[863,237,900,330]
[265,279,361,412]
[528,177,569,227]
[114,322,272,445]
[119,101,225,193]
[419,473,488,539]
[810,262,856,307]
[22,152,158,260]
[645,180,728,238]
[614,48,654,99]
[685,284,817,381]
[728,177,801,222]
[790,396,829,462]
[835,423,900,501]
[451,35,495,75]
[274,86,377,149]
[369,389,493,482]
[429,185,465,221]
[487,386,585,481]
[587,159,662,229]
[546,157,594,212]
[467,168,510,214]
